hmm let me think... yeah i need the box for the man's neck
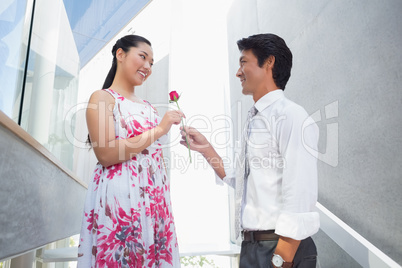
[253,87,281,102]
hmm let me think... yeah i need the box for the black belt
[242,230,279,242]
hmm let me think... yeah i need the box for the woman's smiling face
[118,42,154,86]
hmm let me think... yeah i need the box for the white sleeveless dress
[77,88,180,268]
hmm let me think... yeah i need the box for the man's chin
[242,88,252,96]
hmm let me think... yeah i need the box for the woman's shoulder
[88,89,116,104]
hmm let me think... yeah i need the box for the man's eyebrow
[239,56,245,61]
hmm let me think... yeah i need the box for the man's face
[236,49,268,96]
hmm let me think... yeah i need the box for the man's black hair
[237,33,292,90]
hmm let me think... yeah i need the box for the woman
[78,35,182,267]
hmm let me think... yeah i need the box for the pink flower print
[118,103,127,129]
[139,187,146,198]
[151,150,158,159]
[148,167,155,186]
[127,125,134,138]
[142,149,149,155]
[92,246,97,256]
[153,225,174,266]
[146,194,175,266]
[133,119,144,132]
[93,168,103,190]
[129,164,137,177]
[105,203,112,219]
[106,163,122,180]
[85,209,99,234]
[96,199,146,267]
[147,244,156,267]
[142,118,156,131]
[120,118,127,129]
[145,207,151,217]
[126,119,146,138]
[149,166,155,176]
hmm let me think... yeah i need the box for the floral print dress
[78,89,180,268]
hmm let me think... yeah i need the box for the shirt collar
[254,89,284,112]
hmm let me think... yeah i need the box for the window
[0,0,33,121]
[19,0,80,169]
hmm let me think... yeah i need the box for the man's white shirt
[217,89,320,240]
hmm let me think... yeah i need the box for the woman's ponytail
[102,59,117,89]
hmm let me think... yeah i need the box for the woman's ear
[115,48,125,62]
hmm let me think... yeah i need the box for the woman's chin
[131,78,145,87]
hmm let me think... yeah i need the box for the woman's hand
[157,110,186,136]
[180,126,211,154]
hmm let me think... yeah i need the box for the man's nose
[236,67,242,77]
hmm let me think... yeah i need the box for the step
[40,243,241,263]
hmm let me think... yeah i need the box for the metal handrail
[317,202,401,267]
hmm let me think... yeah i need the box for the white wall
[226,0,402,266]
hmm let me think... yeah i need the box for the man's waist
[242,230,279,242]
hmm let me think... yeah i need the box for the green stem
[175,102,192,163]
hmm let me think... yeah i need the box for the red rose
[169,91,180,102]
[168,90,192,163]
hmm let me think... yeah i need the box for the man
[181,33,319,268]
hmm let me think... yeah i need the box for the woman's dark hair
[237,33,292,90]
[87,35,152,147]
[102,35,152,89]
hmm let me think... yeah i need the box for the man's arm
[274,106,320,264]
[274,236,301,264]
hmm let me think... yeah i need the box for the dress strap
[102,88,117,98]
[102,88,125,102]
[144,100,159,115]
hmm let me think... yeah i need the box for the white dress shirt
[218,90,320,240]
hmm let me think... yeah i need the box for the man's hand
[180,126,211,154]
[274,236,301,264]
[179,126,226,179]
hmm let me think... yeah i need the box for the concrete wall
[226,0,402,266]
[0,122,87,261]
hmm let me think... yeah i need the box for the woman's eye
[140,55,146,59]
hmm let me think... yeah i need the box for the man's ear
[265,55,275,70]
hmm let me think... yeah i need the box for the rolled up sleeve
[215,167,236,188]
[275,106,320,240]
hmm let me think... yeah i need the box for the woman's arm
[87,90,184,167]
